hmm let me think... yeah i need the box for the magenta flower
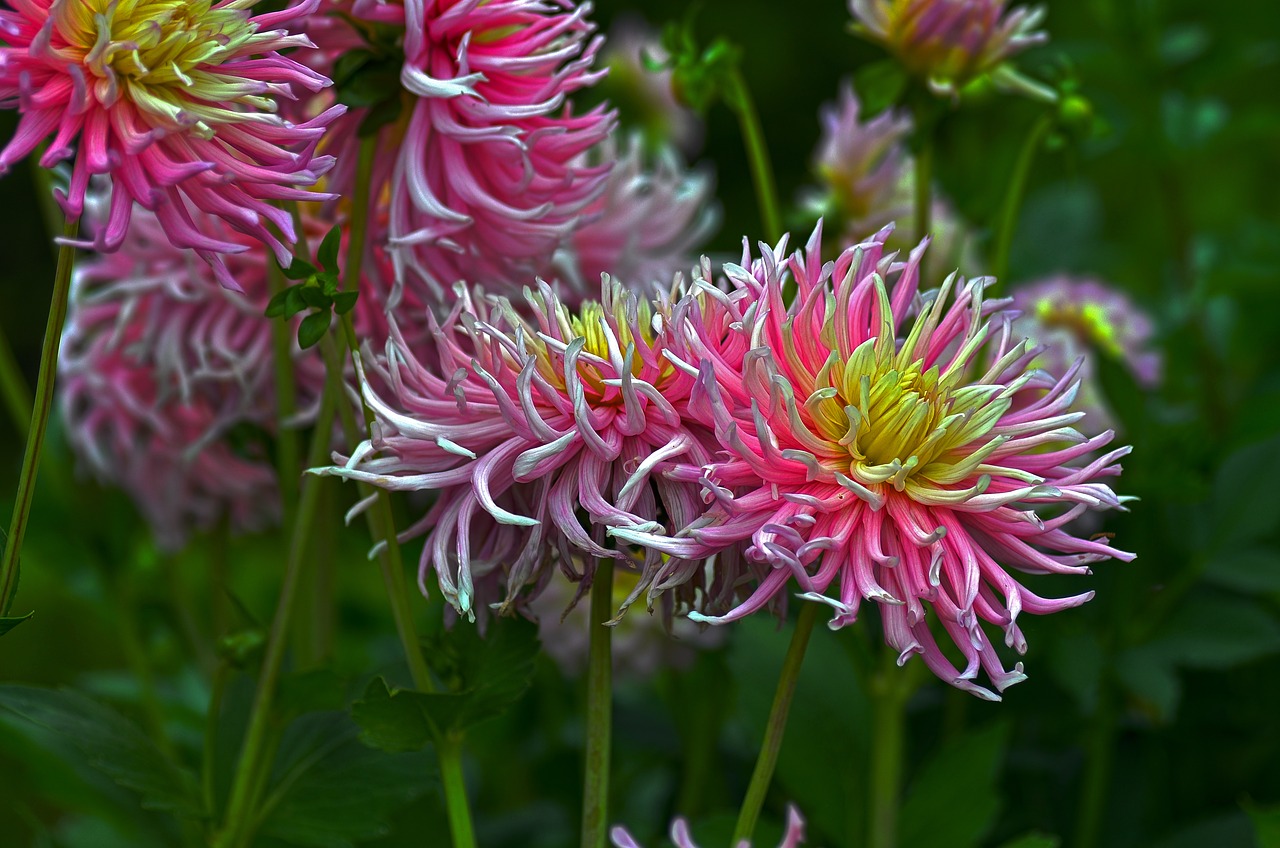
[315,275,719,620]
[1011,275,1162,434]
[556,133,717,297]
[620,224,1134,700]
[310,0,614,298]
[0,0,345,288]
[611,806,806,848]
[849,0,1046,95]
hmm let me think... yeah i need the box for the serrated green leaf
[317,226,342,274]
[0,685,203,818]
[351,678,433,754]
[899,721,1009,848]
[0,611,33,637]
[281,257,319,281]
[264,288,291,319]
[298,285,331,310]
[1213,435,1280,546]
[257,711,434,848]
[852,59,909,117]
[333,290,359,316]
[297,312,332,350]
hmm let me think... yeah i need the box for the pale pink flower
[556,133,717,296]
[611,806,806,848]
[0,0,345,288]
[849,0,1046,96]
[315,276,720,621]
[620,224,1134,700]
[308,0,615,299]
[1010,275,1161,434]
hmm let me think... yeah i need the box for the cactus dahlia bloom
[0,0,345,288]
[622,225,1134,700]
[848,0,1046,95]
[556,133,717,297]
[1011,276,1161,434]
[315,276,718,620]
[611,807,806,848]
[317,0,614,298]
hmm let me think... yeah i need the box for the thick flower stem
[731,601,820,844]
[214,364,339,848]
[581,557,615,848]
[992,113,1053,286]
[726,68,783,242]
[0,218,78,617]
[267,262,300,530]
[1075,689,1117,848]
[867,657,913,848]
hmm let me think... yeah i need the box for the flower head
[1011,275,1161,433]
[849,0,1046,95]
[611,806,806,848]
[316,274,720,620]
[0,0,344,288]
[624,224,1133,700]
[311,0,614,298]
[556,133,716,297]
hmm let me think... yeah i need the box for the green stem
[438,736,476,848]
[1075,688,1116,848]
[203,662,229,829]
[580,558,615,848]
[731,602,820,844]
[992,114,1053,286]
[213,362,339,848]
[0,324,31,437]
[267,262,300,530]
[727,68,782,241]
[868,657,912,848]
[0,218,78,616]
[913,136,934,284]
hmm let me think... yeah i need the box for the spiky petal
[611,806,806,848]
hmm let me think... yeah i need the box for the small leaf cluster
[331,18,407,137]
[654,17,745,115]
[264,227,358,350]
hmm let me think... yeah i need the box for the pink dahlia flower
[849,0,1046,95]
[315,275,719,620]
[611,806,806,848]
[805,82,977,272]
[0,0,345,288]
[620,224,1134,700]
[556,133,717,297]
[310,0,614,298]
[1011,275,1161,434]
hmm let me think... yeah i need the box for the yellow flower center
[51,0,277,135]
[1034,299,1124,358]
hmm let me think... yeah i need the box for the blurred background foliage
[2,0,1280,846]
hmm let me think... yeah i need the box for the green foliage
[898,722,1010,848]
[0,610,32,637]
[264,227,358,350]
[0,686,202,818]
[353,616,541,750]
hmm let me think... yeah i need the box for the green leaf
[297,312,332,350]
[264,288,291,319]
[899,721,1009,848]
[1204,548,1280,593]
[1245,800,1280,848]
[333,290,360,316]
[257,711,434,848]
[852,59,909,117]
[358,97,403,138]
[317,226,342,274]
[1212,435,1280,546]
[298,285,331,310]
[331,49,374,88]
[282,257,319,281]
[354,617,541,749]
[283,286,308,319]
[0,685,202,818]
[0,611,33,637]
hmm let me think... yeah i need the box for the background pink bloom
[316,276,721,621]
[555,133,717,297]
[611,806,806,848]
[0,0,344,288]
[620,224,1134,699]
[598,14,704,156]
